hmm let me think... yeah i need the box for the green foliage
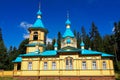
[89,22,103,51]
[114,22,120,61]
[57,32,61,50]
[18,39,29,54]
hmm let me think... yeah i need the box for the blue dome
[65,19,71,25]
[63,28,74,38]
[54,42,58,47]
[80,41,85,46]
[33,18,44,28]
[37,10,42,15]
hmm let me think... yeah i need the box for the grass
[0,77,18,80]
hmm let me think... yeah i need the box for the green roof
[62,28,74,38]
[20,50,57,57]
[12,55,22,63]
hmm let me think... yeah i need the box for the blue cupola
[80,41,85,49]
[62,15,74,38]
[54,41,58,50]
[65,19,71,25]
[28,8,48,33]
[33,9,44,28]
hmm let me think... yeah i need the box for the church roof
[28,9,48,33]
[80,41,85,46]
[12,55,22,63]
[19,50,57,57]
[65,19,71,25]
[37,10,42,15]
[62,28,74,38]
[33,18,44,28]
[12,49,113,63]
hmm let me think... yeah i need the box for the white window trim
[82,61,86,70]
[52,62,56,70]
[92,61,97,69]
[44,62,47,70]
[28,62,32,70]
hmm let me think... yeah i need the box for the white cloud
[20,21,33,29]
[46,37,52,44]
[20,21,32,39]
[23,34,29,39]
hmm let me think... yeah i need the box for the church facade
[13,8,115,80]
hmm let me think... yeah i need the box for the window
[92,61,97,69]
[33,32,38,40]
[103,61,106,69]
[66,38,71,44]
[66,57,73,69]
[28,62,32,70]
[82,61,86,69]
[52,62,56,70]
[44,62,47,70]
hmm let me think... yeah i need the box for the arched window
[33,32,38,40]
[66,57,73,69]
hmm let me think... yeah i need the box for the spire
[54,40,58,50]
[37,2,42,19]
[32,2,45,28]
[65,11,71,28]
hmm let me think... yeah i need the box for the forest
[0,21,120,71]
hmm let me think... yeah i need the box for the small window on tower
[66,38,71,44]
[33,32,38,40]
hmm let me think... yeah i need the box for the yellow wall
[0,71,13,77]
[14,54,115,76]
[26,47,44,53]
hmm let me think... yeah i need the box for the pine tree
[18,39,29,54]
[57,32,61,50]
[0,28,7,70]
[77,32,81,48]
[89,22,103,51]
[81,26,86,41]
[114,22,120,61]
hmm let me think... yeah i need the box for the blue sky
[0,0,120,48]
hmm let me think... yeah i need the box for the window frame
[82,61,87,70]
[103,61,107,69]
[28,62,32,70]
[44,62,48,70]
[66,57,73,70]
[92,61,97,69]
[52,62,56,70]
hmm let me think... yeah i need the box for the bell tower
[26,6,48,53]
[61,12,77,49]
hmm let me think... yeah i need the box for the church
[12,7,115,80]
